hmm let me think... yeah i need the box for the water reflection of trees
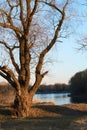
[70,96,87,103]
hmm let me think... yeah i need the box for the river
[34,93,71,105]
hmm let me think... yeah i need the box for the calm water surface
[34,93,71,105]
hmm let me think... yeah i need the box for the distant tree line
[0,83,15,95]
[0,82,69,95]
[36,83,69,94]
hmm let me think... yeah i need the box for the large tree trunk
[14,89,33,117]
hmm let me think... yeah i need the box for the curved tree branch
[30,0,38,17]
[41,1,63,14]
[0,66,21,95]
[30,0,69,94]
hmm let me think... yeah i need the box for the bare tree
[77,0,87,51]
[0,0,70,117]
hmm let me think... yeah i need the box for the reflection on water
[34,93,71,105]
[70,96,87,104]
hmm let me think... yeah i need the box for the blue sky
[43,37,87,84]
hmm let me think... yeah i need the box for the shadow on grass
[0,105,12,116]
[33,105,87,117]
[0,116,74,130]
[0,105,87,130]
[0,105,87,117]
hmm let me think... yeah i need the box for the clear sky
[0,0,87,85]
[43,37,87,85]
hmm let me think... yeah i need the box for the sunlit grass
[0,104,87,130]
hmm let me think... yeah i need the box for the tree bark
[14,88,32,117]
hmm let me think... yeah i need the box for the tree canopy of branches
[0,0,70,117]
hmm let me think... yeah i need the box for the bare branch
[0,5,23,35]
[0,41,20,73]
[7,6,14,25]
[63,0,69,12]
[41,71,48,77]
[35,10,65,76]
[0,22,23,34]
[19,0,25,28]
[41,1,63,14]
[0,8,7,16]
[0,66,21,95]
[0,70,14,86]
[30,0,38,17]
[6,0,19,8]
[26,0,31,20]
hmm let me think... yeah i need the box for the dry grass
[0,84,87,129]
[0,102,87,129]
[0,95,87,129]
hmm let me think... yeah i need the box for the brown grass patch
[0,103,87,129]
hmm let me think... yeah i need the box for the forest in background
[36,83,69,93]
[0,82,69,95]
[0,83,69,94]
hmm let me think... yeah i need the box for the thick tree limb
[30,0,38,17]
[0,70,16,88]
[0,66,21,95]
[19,0,25,28]
[26,0,31,20]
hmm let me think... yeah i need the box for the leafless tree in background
[0,0,70,117]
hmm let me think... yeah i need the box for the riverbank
[0,103,87,129]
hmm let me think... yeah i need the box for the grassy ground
[0,93,87,130]
[0,103,87,130]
